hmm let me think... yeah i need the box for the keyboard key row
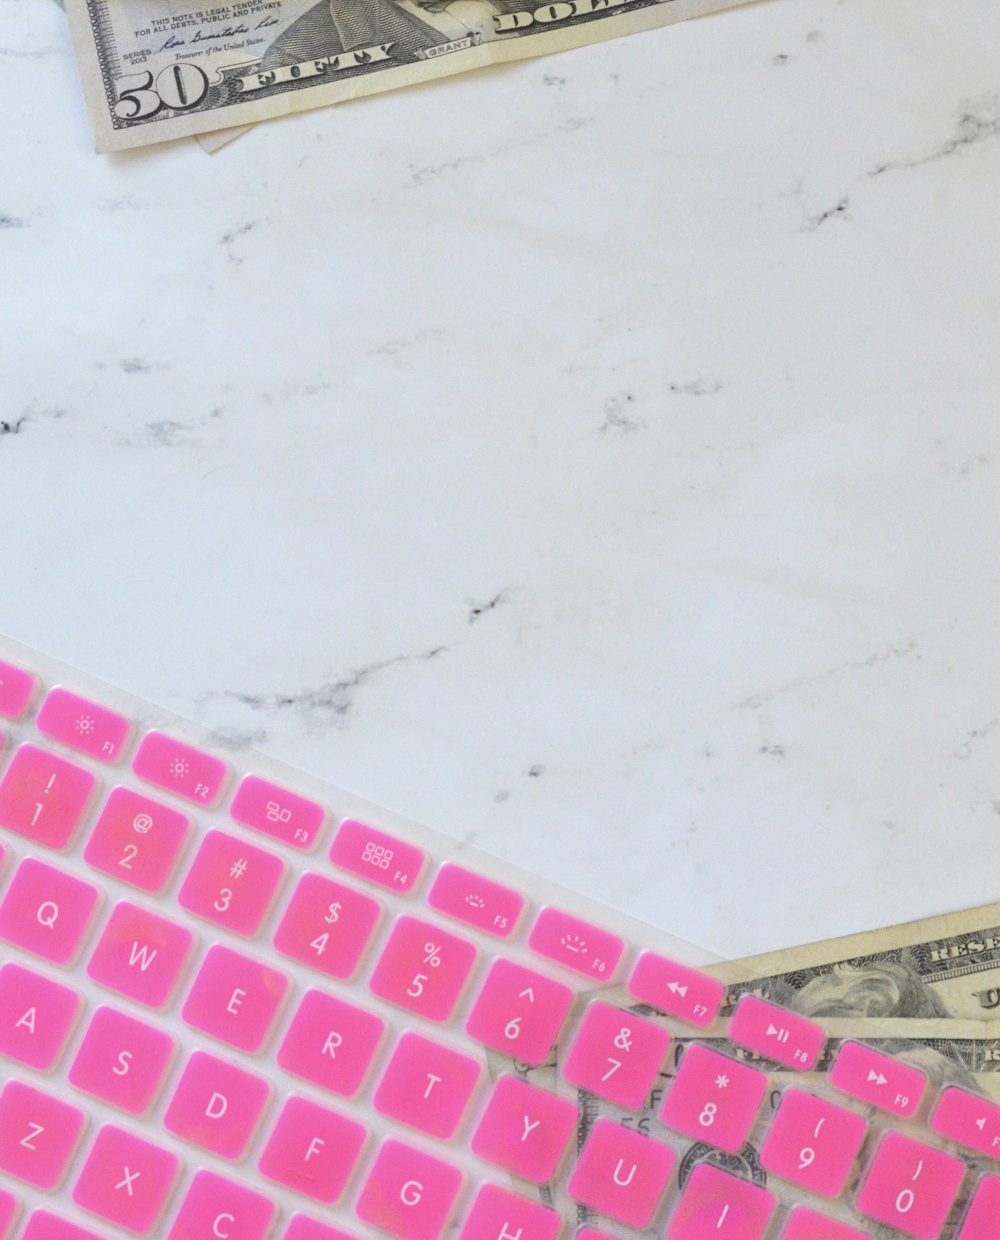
[3,1083,989,1240]
[0,733,639,994]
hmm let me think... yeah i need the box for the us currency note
[704,900,1000,1020]
[64,0,755,151]
[519,1016,1000,1236]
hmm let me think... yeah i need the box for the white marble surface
[2,0,999,962]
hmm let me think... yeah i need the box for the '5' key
[369,916,476,1022]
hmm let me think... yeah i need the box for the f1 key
[728,995,825,1070]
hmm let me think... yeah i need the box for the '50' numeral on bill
[113,63,209,121]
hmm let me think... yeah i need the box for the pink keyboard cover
[0,639,992,1240]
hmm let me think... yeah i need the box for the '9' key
[369,916,476,1022]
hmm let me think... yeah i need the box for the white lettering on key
[716,1203,730,1229]
[116,1166,140,1195]
[36,901,59,928]
[497,1224,524,1240]
[401,1180,423,1206]
[323,1030,343,1058]
[521,1116,540,1142]
[213,1213,235,1238]
[227,988,245,1015]
[613,1159,637,1187]
[206,1092,228,1119]
[305,1137,325,1161]
[128,941,158,971]
[424,1074,441,1099]
[21,1122,44,1150]
[16,1007,37,1034]
[113,1050,133,1076]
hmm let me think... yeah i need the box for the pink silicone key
[0,857,99,963]
[259,1095,366,1203]
[369,915,476,1022]
[72,1125,179,1234]
[374,1032,481,1139]
[0,1080,85,1189]
[830,1042,927,1117]
[627,951,724,1027]
[178,829,284,936]
[164,1050,270,1159]
[932,1086,1000,1159]
[660,1044,767,1153]
[87,901,193,1007]
[782,1208,871,1240]
[0,961,80,1069]
[23,1213,105,1240]
[760,1089,867,1197]
[132,730,229,806]
[0,743,96,848]
[330,819,425,893]
[471,1075,577,1184]
[563,1001,671,1108]
[957,1175,1000,1240]
[283,1218,361,1240]
[278,988,385,1098]
[69,1006,174,1114]
[0,659,35,719]
[37,688,130,763]
[83,786,189,893]
[459,1185,561,1240]
[182,944,288,1051]
[168,1170,275,1240]
[231,775,327,849]
[356,1139,463,1240]
[0,1191,15,1240]
[528,906,624,980]
[568,1118,676,1227]
[667,1164,776,1240]
[729,994,825,1070]
[856,1131,965,1239]
[428,863,524,938]
[273,872,381,979]
[466,958,573,1065]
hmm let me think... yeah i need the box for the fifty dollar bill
[65,0,754,151]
